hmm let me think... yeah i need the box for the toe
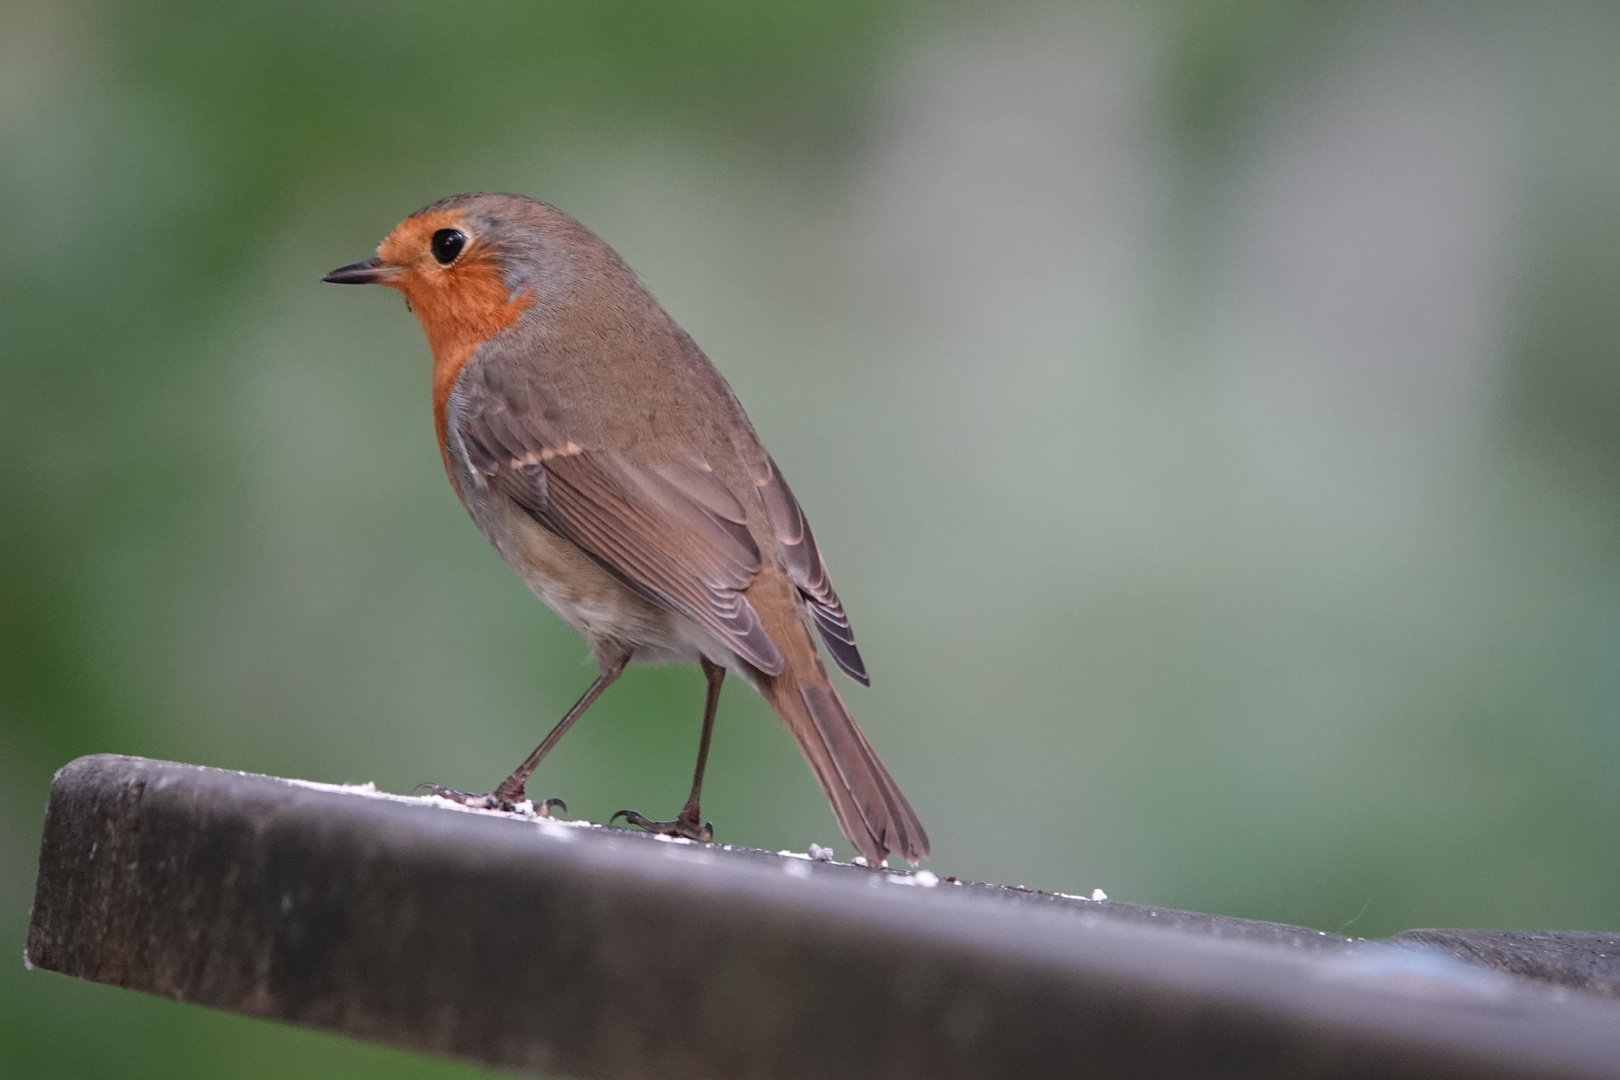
[611,809,653,830]
[612,810,714,843]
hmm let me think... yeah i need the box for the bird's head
[323,192,580,360]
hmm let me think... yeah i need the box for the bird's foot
[415,783,566,818]
[611,808,714,843]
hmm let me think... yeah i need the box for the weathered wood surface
[24,755,1620,1080]
[1390,929,1620,1001]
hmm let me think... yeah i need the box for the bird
[323,192,928,867]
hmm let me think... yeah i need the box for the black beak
[322,257,387,284]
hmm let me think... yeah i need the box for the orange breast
[377,211,534,495]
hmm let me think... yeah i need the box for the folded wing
[453,372,784,676]
[755,456,869,685]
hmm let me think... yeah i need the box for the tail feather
[765,668,930,866]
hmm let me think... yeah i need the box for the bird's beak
[322,257,393,285]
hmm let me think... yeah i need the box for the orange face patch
[375,209,534,480]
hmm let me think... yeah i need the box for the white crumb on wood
[1054,890,1103,903]
[275,776,597,834]
[282,778,381,796]
[885,869,940,888]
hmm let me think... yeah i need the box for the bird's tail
[763,657,930,866]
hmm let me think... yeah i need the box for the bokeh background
[6,1,1620,1075]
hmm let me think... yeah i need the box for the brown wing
[755,456,869,685]
[453,371,785,676]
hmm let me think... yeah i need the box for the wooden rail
[24,755,1620,1079]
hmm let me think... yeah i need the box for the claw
[612,809,714,843]
[417,783,503,809]
[415,783,565,816]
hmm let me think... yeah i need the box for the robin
[324,193,928,866]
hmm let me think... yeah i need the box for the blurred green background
[6,0,1620,1075]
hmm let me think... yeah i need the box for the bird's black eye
[430,228,466,265]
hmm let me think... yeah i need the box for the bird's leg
[425,650,628,814]
[613,657,724,843]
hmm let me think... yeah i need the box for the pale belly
[461,482,722,669]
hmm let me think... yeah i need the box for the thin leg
[427,651,628,813]
[678,658,725,822]
[613,657,725,842]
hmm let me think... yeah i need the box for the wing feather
[756,457,869,685]
[454,368,785,675]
